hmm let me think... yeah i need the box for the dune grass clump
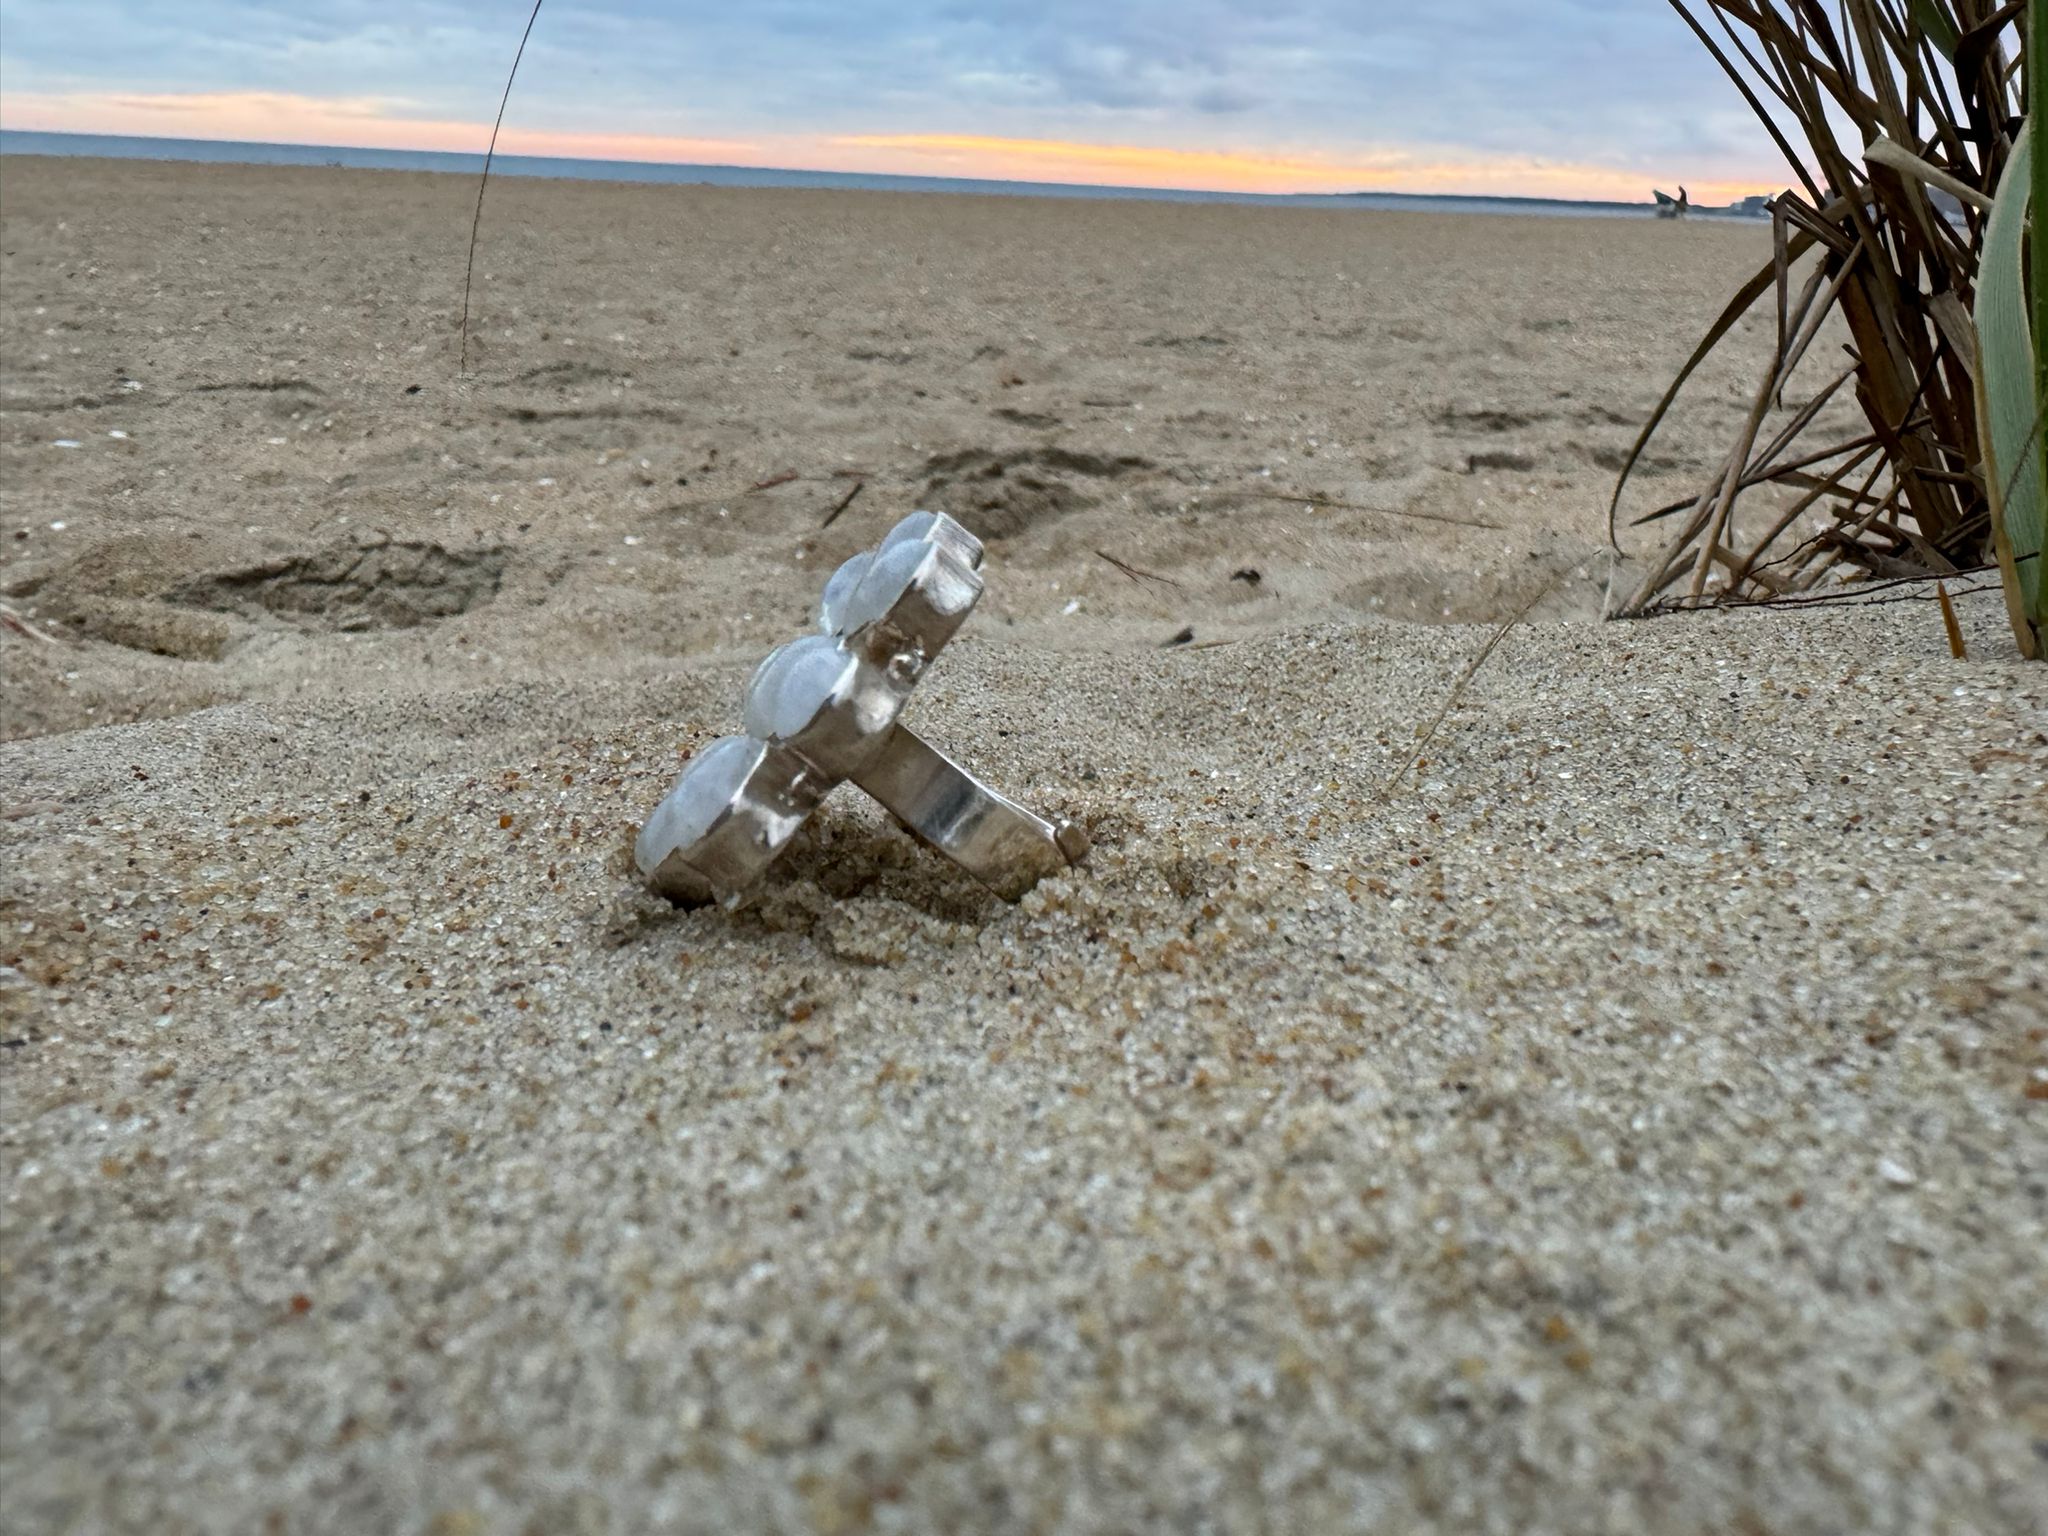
[1614,0,2039,656]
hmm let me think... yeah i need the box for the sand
[2,157,2044,1534]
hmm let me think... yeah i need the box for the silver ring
[636,511,1090,906]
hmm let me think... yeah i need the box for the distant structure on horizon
[1655,187,1774,219]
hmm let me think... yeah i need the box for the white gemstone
[839,538,932,635]
[634,735,761,873]
[879,510,942,552]
[743,634,856,741]
[818,552,872,634]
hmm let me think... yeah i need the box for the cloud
[0,88,762,160]
[0,1,1790,197]
[1191,84,1259,117]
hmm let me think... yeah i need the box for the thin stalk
[459,0,545,378]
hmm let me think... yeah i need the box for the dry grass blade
[1378,581,1556,803]
[1866,133,1996,209]
[1094,550,1184,590]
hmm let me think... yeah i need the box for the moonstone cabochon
[817,552,873,635]
[837,538,938,637]
[823,512,985,639]
[632,735,762,877]
[742,635,861,743]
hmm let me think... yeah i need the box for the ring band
[852,725,1089,901]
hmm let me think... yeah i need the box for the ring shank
[852,726,1087,900]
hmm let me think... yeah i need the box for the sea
[0,130,1676,220]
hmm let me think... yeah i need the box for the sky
[0,1,1789,201]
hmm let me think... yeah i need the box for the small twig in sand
[1095,549,1183,590]
[0,603,60,644]
[1240,490,1505,532]
[1378,581,1556,803]
[820,480,865,529]
[748,469,800,492]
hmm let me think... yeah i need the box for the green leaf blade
[1976,121,2044,644]
[1910,0,1962,63]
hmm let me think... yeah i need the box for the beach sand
[2,157,2044,1533]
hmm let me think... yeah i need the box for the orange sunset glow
[835,133,1779,204]
[0,90,1781,205]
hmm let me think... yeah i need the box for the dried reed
[1613,1,2030,631]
